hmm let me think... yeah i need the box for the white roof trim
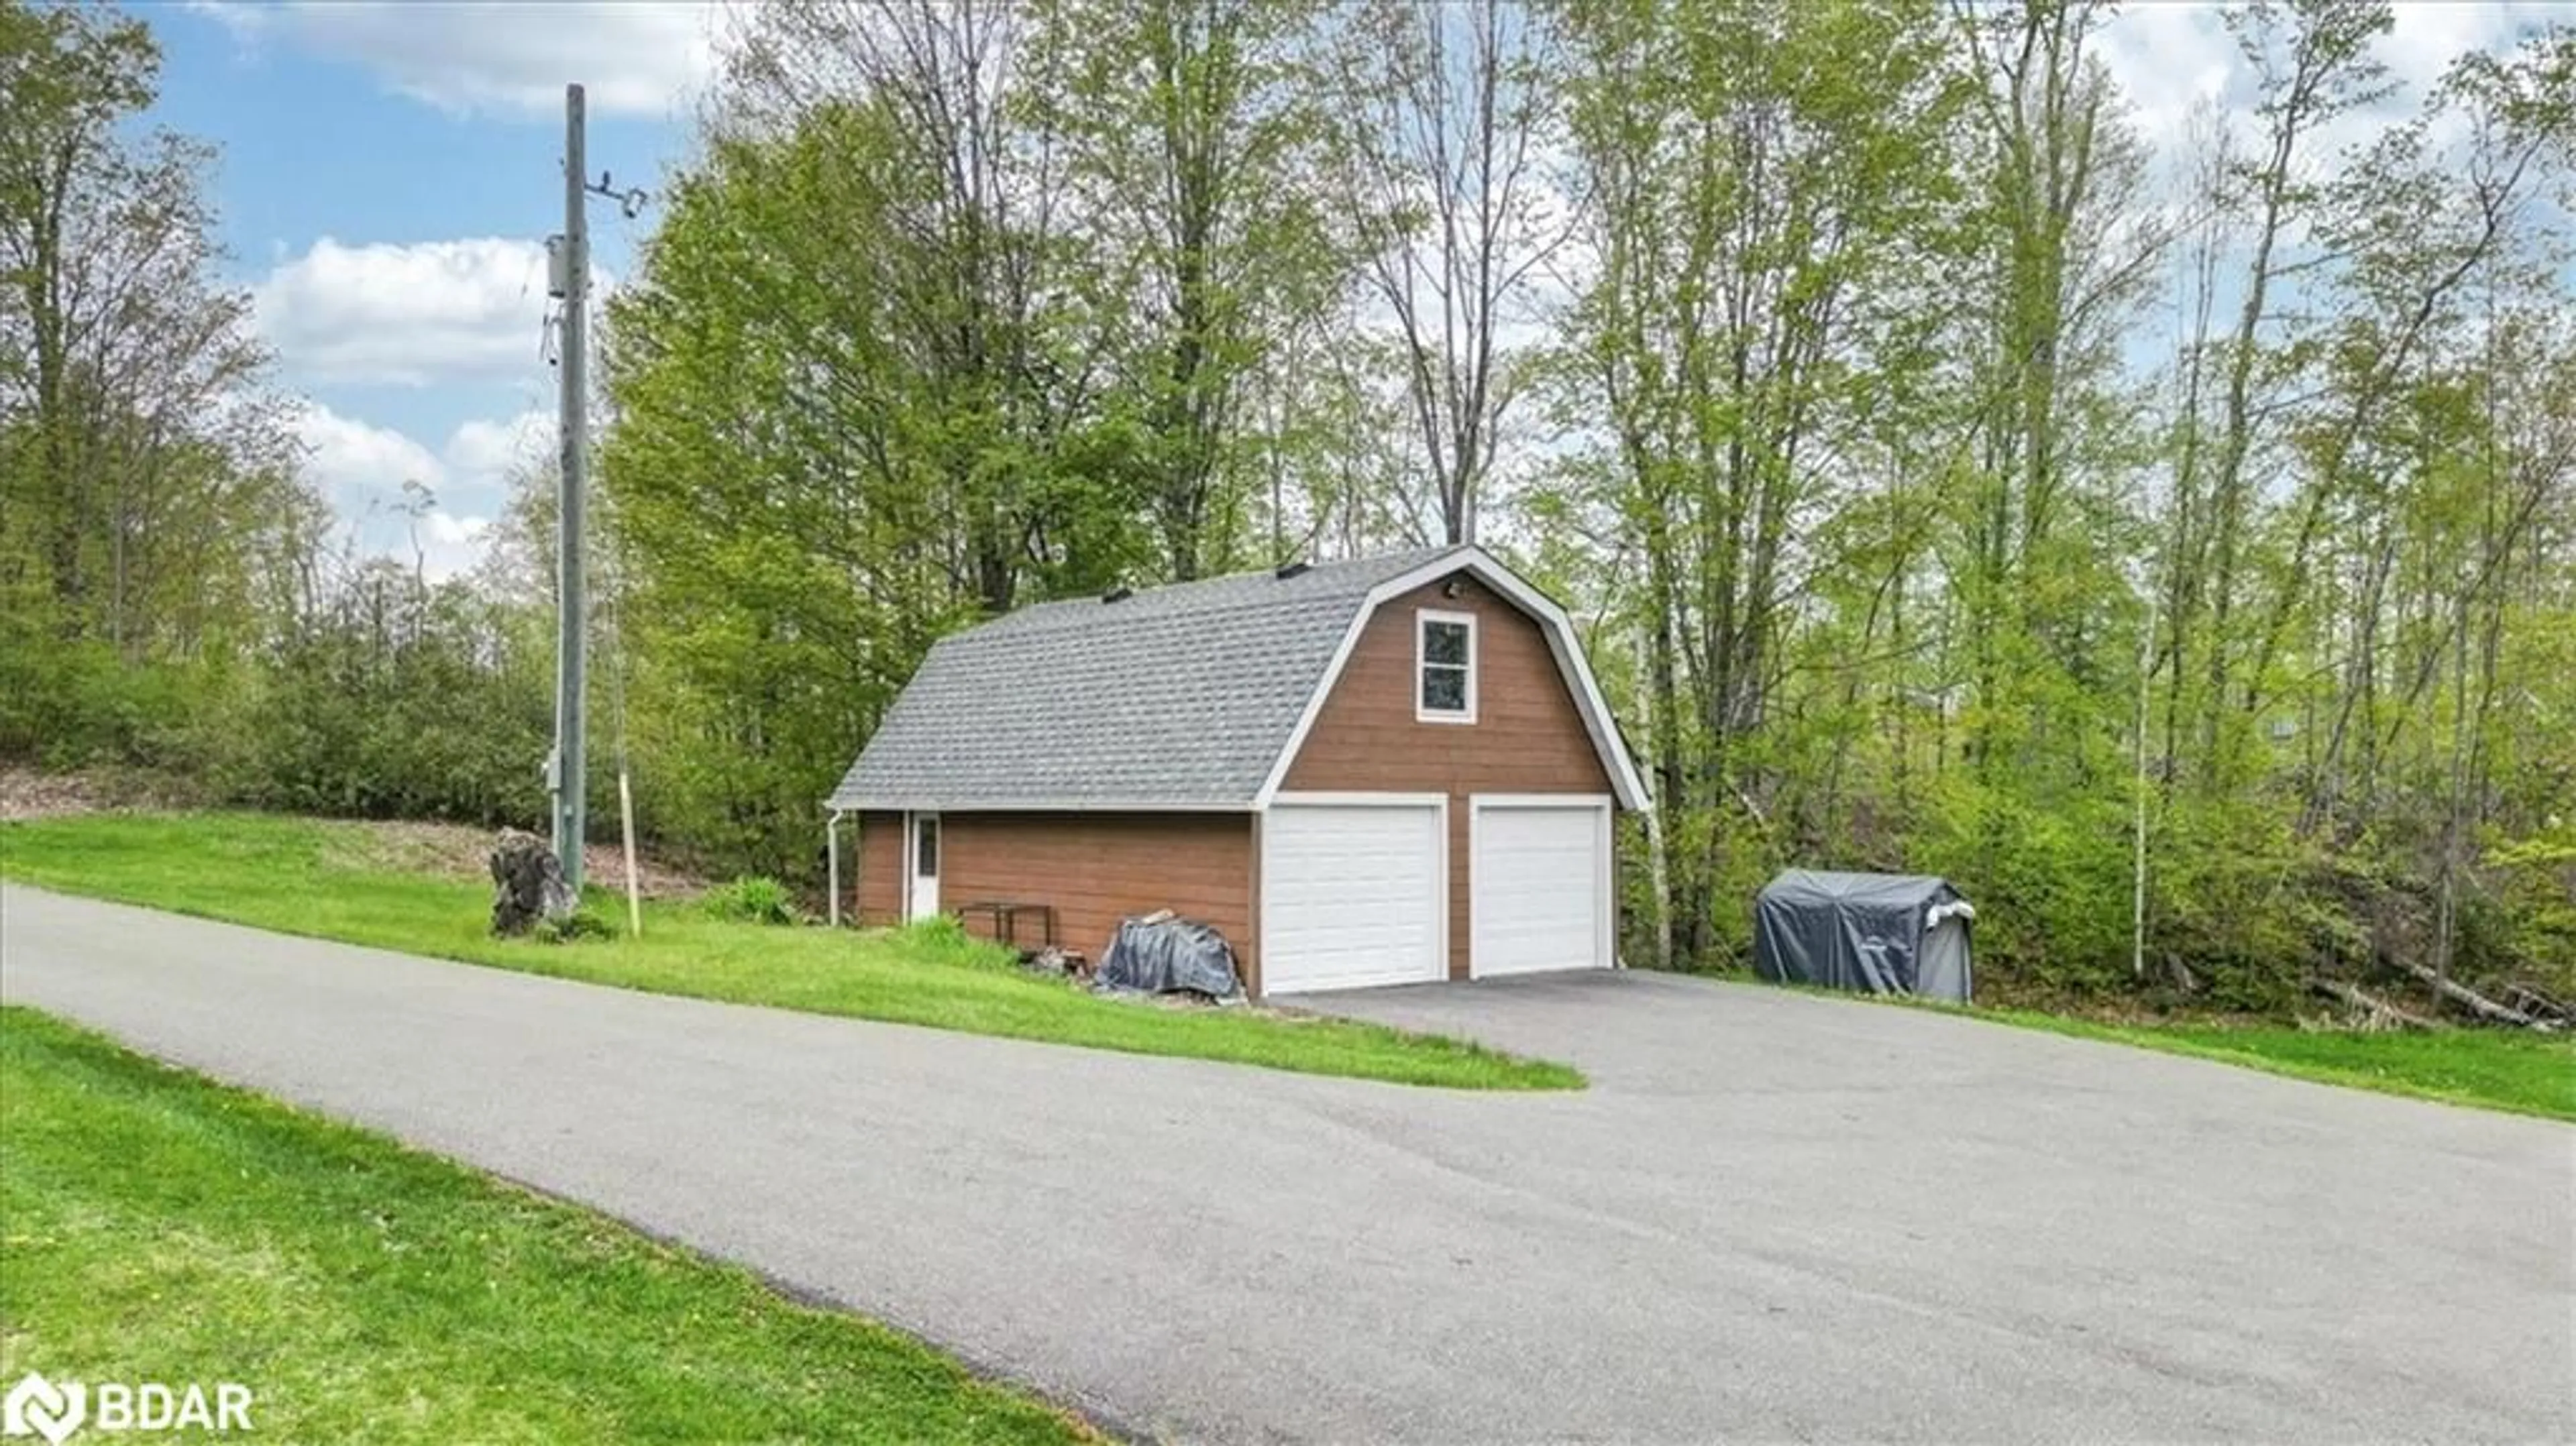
[1250,546,1652,812]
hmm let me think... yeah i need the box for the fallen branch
[2393,960,2538,1027]
[2308,978,2438,1032]
[2500,983,2571,1027]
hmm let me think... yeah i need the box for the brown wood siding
[855,811,904,926]
[1281,571,1615,979]
[940,812,1259,989]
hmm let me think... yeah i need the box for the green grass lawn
[0,812,1578,1091]
[1969,1005,2576,1122]
[0,1007,1093,1444]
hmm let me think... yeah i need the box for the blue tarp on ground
[1095,914,1242,999]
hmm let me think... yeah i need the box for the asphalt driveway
[3,884,2568,1443]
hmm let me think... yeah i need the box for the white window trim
[1415,608,1479,724]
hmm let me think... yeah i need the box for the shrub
[702,875,800,926]
[533,909,616,944]
[892,914,1017,969]
[895,912,969,948]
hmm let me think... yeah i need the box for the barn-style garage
[826,545,1648,996]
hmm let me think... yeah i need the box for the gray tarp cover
[1095,915,1243,998]
[1752,870,1973,1001]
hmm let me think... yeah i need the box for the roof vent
[1102,586,1133,604]
[1273,559,1311,580]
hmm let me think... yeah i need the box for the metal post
[553,82,590,893]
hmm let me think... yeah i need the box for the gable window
[1416,609,1477,723]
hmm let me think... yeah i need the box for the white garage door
[1472,799,1611,977]
[1262,799,1445,993]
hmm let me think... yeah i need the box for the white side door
[1471,797,1611,977]
[906,812,941,920]
[1261,797,1446,993]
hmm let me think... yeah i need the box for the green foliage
[0,626,220,771]
[2483,826,2576,997]
[1554,0,1980,970]
[0,0,311,677]
[596,104,991,883]
[0,1007,1097,1443]
[0,565,551,830]
[702,875,801,927]
[1918,777,2141,996]
[1026,0,1346,577]
[533,909,617,944]
[1540,0,2576,1015]
[230,569,553,826]
[1,0,534,828]
[594,3,1376,885]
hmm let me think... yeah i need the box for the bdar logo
[1,1374,251,1439]
[1,1374,85,1446]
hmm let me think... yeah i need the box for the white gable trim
[1250,546,1652,812]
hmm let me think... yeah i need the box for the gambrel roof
[826,545,1649,812]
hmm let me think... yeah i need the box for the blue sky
[146,1,717,574]
[132,1,2554,578]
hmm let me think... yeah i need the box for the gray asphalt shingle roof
[828,547,1468,810]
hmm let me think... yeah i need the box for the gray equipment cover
[1095,915,1243,998]
[1752,870,1974,1001]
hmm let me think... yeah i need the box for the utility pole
[551,82,591,893]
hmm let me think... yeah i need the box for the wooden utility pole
[551,83,592,892]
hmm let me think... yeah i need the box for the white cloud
[412,510,498,583]
[2381,2,2539,96]
[255,237,552,388]
[443,410,556,498]
[290,402,555,580]
[191,1,719,120]
[2098,2,2551,164]
[2096,4,2239,155]
[293,401,446,507]
[420,510,494,553]
[422,512,491,547]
